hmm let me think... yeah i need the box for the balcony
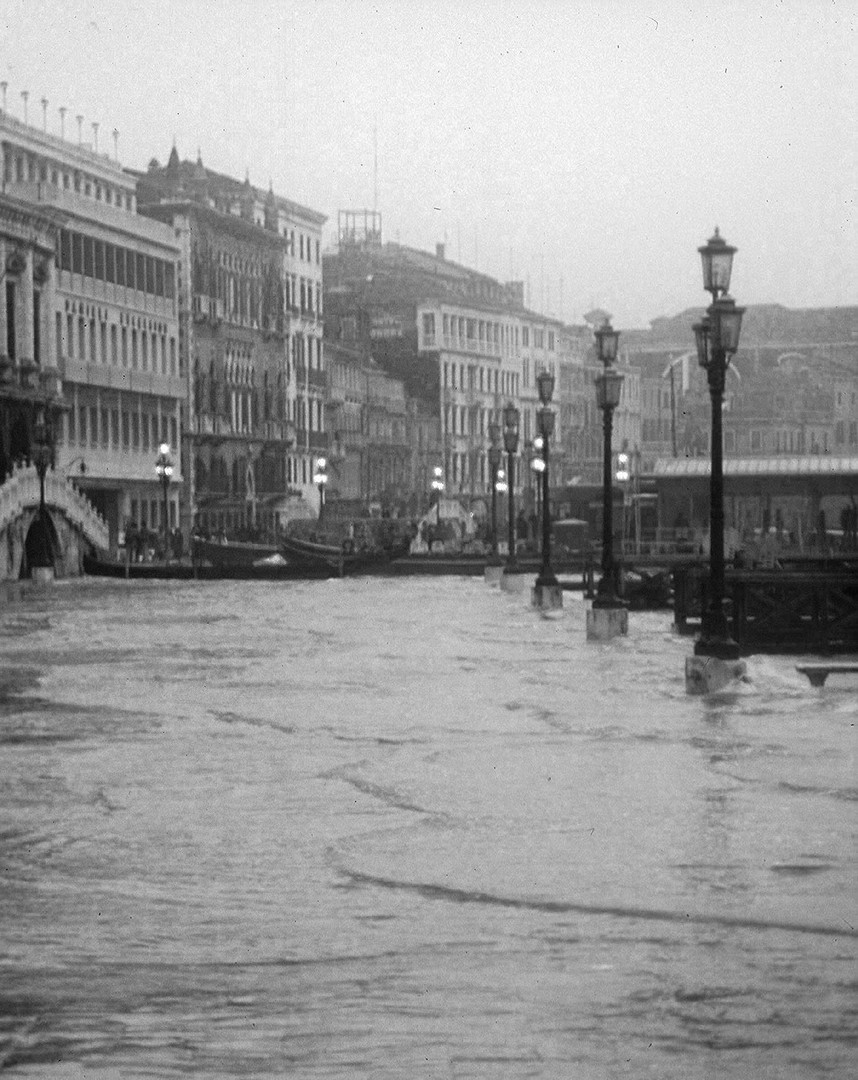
[295,429,329,452]
[294,365,327,391]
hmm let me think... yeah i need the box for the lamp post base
[500,566,530,594]
[31,566,55,587]
[685,654,748,695]
[586,604,628,641]
[484,561,504,586]
[531,582,563,610]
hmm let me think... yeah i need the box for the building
[324,212,580,516]
[1,107,183,551]
[625,304,858,470]
[135,150,327,534]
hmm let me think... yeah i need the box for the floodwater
[0,576,856,1079]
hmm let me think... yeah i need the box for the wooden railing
[673,562,858,654]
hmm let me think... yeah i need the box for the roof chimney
[436,242,445,261]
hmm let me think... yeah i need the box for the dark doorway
[22,513,59,576]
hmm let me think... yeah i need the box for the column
[19,249,34,364]
[0,239,7,358]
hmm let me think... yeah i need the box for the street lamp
[487,422,502,566]
[313,456,328,523]
[534,369,558,598]
[155,443,174,556]
[32,408,54,518]
[502,402,520,573]
[592,320,625,612]
[692,228,745,663]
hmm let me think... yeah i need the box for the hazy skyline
[2,0,855,328]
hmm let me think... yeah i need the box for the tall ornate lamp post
[686,229,747,693]
[587,319,628,640]
[532,370,562,609]
[155,443,174,558]
[313,456,328,523]
[29,408,55,577]
[32,409,54,519]
[485,422,503,581]
[501,403,527,591]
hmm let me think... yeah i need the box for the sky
[2,0,855,328]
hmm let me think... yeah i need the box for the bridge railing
[0,467,109,551]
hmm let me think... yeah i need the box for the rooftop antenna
[76,114,83,146]
[0,82,7,113]
[41,97,48,132]
[20,90,28,125]
[59,106,67,139]
[373,123,378,214]
[112,128,119,159]
[91,122,99,153]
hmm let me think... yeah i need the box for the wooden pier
[672,559,858,655]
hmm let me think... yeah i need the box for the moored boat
[279,533,412,575]
[191,536,281,569]
[82,551,333,581]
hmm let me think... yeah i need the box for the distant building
[324,213,587,515]
[624,304,858,468]
[135,150,327,533]
[1,108,183,550]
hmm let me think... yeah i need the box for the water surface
[1,577,856,1077]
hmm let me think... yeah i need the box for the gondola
[191,536,280,569]
[278,534,413,575]
[82,551,333,581]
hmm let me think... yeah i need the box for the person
[124,520,138,563]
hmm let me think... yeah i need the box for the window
[89,406,98,447]
[78,404,87,444]
[83,236,94,278]
[95,241,105,281]
[72,232,83,274]
[750,429,762,452]
[105,243,115,284]
[111,325,118,364]
[101,408,110,447]
[522,326,530,347]
[60,230,72,271]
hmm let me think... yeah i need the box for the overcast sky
[2,0,855,327]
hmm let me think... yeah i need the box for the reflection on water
[1,577,856,1078]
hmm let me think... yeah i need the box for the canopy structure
[652,456,858,541]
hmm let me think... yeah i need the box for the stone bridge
[0,466,109,582]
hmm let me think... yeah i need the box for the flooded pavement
[0,576,856,1078]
